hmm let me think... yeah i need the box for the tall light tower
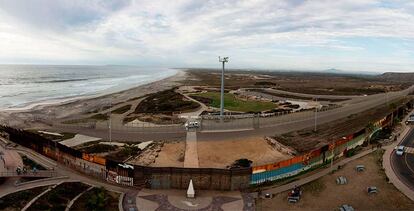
[219,56,229,117]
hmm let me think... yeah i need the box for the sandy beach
[0,70,188,129]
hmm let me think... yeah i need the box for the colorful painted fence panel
[250,116,388,185]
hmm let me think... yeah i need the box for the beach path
[183,131,199,168]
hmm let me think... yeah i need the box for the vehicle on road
[185,121,200,130]
[396,145,405,156]
[405,115,414,124]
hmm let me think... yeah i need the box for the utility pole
[314,98,318,132]
[386,90,389,107]
[219,57,229,118]
[109,98,112,143]
[330,141,335,172]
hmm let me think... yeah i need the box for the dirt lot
[184,69,409,96]
[197,136,291,168]
[275,98,410,153]
[259,150,414,210]
[151,141,185,167]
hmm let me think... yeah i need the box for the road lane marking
[404,153,414,176]
[405,146,414,154]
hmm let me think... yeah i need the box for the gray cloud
[0,0,130,30]
[0,0,413,72]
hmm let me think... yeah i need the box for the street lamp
[219,56,229,117]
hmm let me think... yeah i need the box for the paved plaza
[136,189,255,211]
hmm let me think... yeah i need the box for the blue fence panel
[251,163,304,184]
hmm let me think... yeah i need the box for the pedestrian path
[382,111,414,201]
[184,131,199,168]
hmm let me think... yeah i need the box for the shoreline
[0,70,188,128]
[1,69,182,112]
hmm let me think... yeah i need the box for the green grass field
[190,92,276,112]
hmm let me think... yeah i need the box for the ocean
[0,65,177,110]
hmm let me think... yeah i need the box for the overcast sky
[0,0,413,72]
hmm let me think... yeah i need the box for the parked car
[396,145,405,156]
[339,204,354,211]
[264,193,273,199]
[367,186,378,194]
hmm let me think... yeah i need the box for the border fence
[55,104,341,133]
[250,101,412,185]
[2,100,412,190]
[0,125,251,191]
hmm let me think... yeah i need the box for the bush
[135,88,200,114]
[86,187,109,211]
[112,105,132,114]
[22,155,47,170]
[81,144,118,154]
[228,158,253,169]
[106,145,141,161]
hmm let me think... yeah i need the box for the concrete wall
[139,167,251,191]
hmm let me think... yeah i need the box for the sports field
[190,92,276,112]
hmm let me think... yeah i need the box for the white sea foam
[0,65,177,110]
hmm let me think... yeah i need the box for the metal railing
[0,170,57,177]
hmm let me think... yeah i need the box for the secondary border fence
[54,104,342,133]
[199,104,341,131]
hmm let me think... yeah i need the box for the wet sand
[0,70,187,129]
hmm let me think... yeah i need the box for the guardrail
[0,170,57,177]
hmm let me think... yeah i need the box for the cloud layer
[0,0,413,72]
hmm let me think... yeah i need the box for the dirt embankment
[274,98,411,153]
[197,136,291,168]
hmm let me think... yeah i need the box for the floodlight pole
[219,56,229,118]
[109,98,112,143]
[314,98,318,132]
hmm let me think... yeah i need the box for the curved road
[391,127,414,191]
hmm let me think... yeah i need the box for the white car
[396,146,405,156]
[185,121,200,130]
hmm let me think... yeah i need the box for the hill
[377,72,414,82]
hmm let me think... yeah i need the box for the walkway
[264,148,377,194]
[383,111,414,201]
[183,131,199,168]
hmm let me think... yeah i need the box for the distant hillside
[377,72,414,82]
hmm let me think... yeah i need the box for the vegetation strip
[0,186,50,210]
[65,186,94,211]
[22,184,59,211]
[69,187,121,211]
[27,182,90,211]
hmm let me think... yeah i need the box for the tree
[86,187,108,211]
[228,158,253,169]
[365,122,376,145]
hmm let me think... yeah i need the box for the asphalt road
[391,127,414,191]
[55,85,414,142]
